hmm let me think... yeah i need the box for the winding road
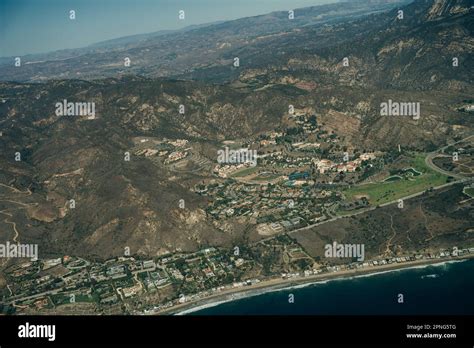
[425,134,474,179]
[256,137,474,244]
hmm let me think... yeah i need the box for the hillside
[0,0,472,260]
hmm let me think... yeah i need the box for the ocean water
[189,259,474,315]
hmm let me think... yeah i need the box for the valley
[0,0,473,316]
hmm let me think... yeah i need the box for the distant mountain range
[0,0,472,258]
[0,0,413,82]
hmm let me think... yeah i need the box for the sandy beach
[156,254,474,315]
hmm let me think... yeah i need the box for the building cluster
[3,237,474,316]
[195,179,341,229]
[314,153,376,174]
[213,161,255,178]
[132,137,190,164]
[164,150,188,164]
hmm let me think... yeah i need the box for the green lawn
[343,153,448,205]
[463,187,474,198]
[384,175,402,182]
[230,166,259,177]
[253,173,282,181]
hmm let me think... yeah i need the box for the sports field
[343,153,448,205]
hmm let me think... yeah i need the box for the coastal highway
[158,253,474,315]
[5,137,473,305]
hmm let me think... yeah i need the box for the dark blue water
[191,259,474,315]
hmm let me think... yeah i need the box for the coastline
[156,254,474,315]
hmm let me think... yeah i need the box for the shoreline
[156,254,474,315]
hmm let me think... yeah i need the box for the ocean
[187,259,474,315]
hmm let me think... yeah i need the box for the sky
[0,0,337,57]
